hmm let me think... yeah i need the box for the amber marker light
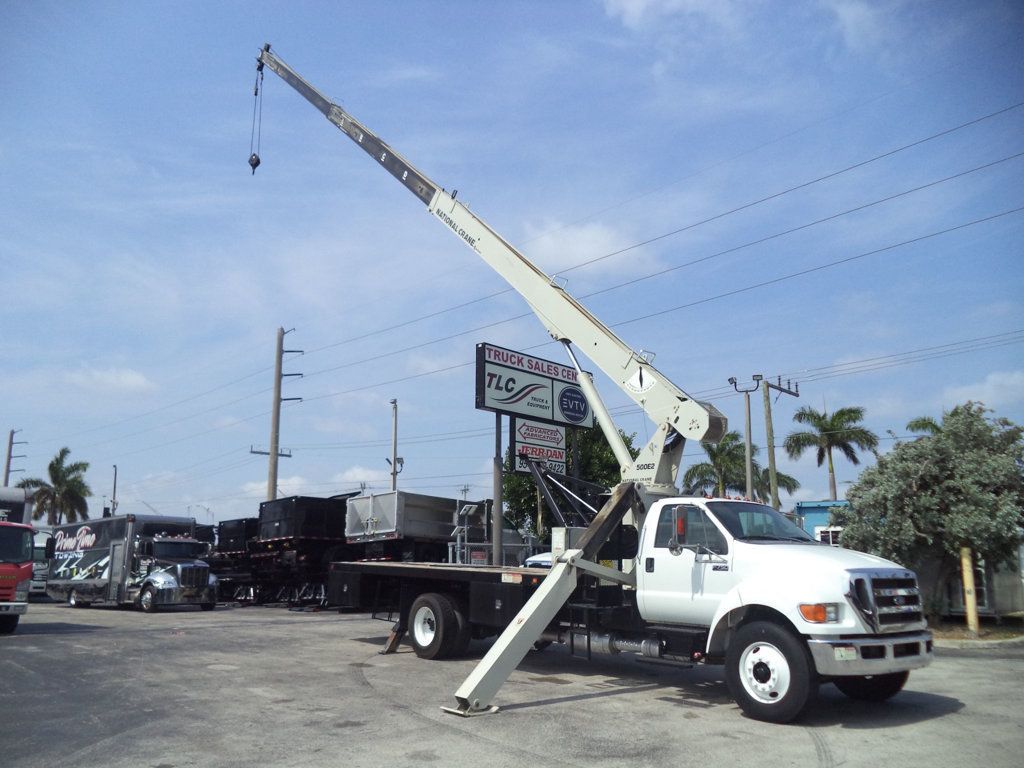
[799,603,840,623]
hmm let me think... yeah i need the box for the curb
[934,634,1024,650]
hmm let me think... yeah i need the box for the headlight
[15,579,30,602]
[799,603,841,623]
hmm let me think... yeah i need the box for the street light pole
[729,375,762,499]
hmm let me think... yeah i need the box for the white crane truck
[254,45,933,723]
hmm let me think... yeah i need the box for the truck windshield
[706,502,816,543]
[152,540,206,559]
[0,528,33,563]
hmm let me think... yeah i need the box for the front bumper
[0,602,28,616]
[807,630,933,677]
[152,586,217,606]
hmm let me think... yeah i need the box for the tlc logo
[486,372,516,392]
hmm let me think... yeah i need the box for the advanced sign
[475,343,595,428]
[512,417,566,475]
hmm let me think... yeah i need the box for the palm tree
[17,447,92,526]
[682,431,758,497]
[784,406,878,501]
[906,415,941,436]
[751,466,800,505]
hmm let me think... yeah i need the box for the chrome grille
[850,571,924,630]
[178,564,209,589]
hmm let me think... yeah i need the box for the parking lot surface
[3,603,1023,768]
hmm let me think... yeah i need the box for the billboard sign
[512,418,566,475]
[475,343,595,428]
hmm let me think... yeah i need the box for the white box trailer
[345,491,528,564]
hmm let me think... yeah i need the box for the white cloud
[241,475,310,498]
[942,371,1024,410]
[822,0,890,52]
[333,466,389,485]
[65,365,156,394]
[603,0,741,31]
[522,218,659,280]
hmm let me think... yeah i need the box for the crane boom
[256,45,726,497]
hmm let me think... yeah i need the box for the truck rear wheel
[834,671,908,702]
[0,615,18,634]
[725,620,816,723]
[409,592,459,660]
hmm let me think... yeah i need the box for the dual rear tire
[408,592,471,660]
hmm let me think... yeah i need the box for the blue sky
[3,1,1022,525]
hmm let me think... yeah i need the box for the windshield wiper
[737,534,786,541]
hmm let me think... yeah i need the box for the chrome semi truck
[46,514,217,612]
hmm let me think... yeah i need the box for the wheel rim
[738,641,791,704]
[141,590,153,611]
[412,605,437,648]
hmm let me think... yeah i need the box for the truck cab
[0,520,34,634]
[132,535,216,613]
[635,497,932,719]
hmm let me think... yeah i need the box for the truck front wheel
[0,615,18,634]
[409,593,459,660]
[139,586,159,614]
[725,620,816,723]
[834,671,908,702]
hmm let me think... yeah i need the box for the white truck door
[638,503,733,626]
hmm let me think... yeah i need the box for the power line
[40,105,1020,454]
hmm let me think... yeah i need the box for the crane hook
[249,153,261,174]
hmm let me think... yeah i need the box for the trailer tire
[200,602,216,612]
[68,589,90,609]
[139,586,159,614]
[0,615,18,634]
[725,620,816,723]
[409,592,459,660]
[834,671,908,702]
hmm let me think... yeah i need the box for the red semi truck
[0,518,34,634]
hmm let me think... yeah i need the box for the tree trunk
[826,447,837,501]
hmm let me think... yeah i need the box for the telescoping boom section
[255,45,726,501]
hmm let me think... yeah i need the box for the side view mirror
[667,506,686,556]
[44,538,55,559]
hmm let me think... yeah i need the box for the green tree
[682,431,758,497]
[751,466,800,504]
[835,403,1024,619]
[17,447,92,526]
[502,427,637,538]
[784,406,878,501]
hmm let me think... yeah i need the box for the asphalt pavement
[2,602,1023,768]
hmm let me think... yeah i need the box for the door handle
[645,557,654,573]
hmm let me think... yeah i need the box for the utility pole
[729,375,762,499]
[762,376,799,510]
[3,429,27,487]
[112,464,118,514]
[253,327,303,501]
[386,399,403,491]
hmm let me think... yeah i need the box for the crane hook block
[249,153,261,174]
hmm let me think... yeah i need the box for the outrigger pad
[440,705,500,717]
[380,623,405,655]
